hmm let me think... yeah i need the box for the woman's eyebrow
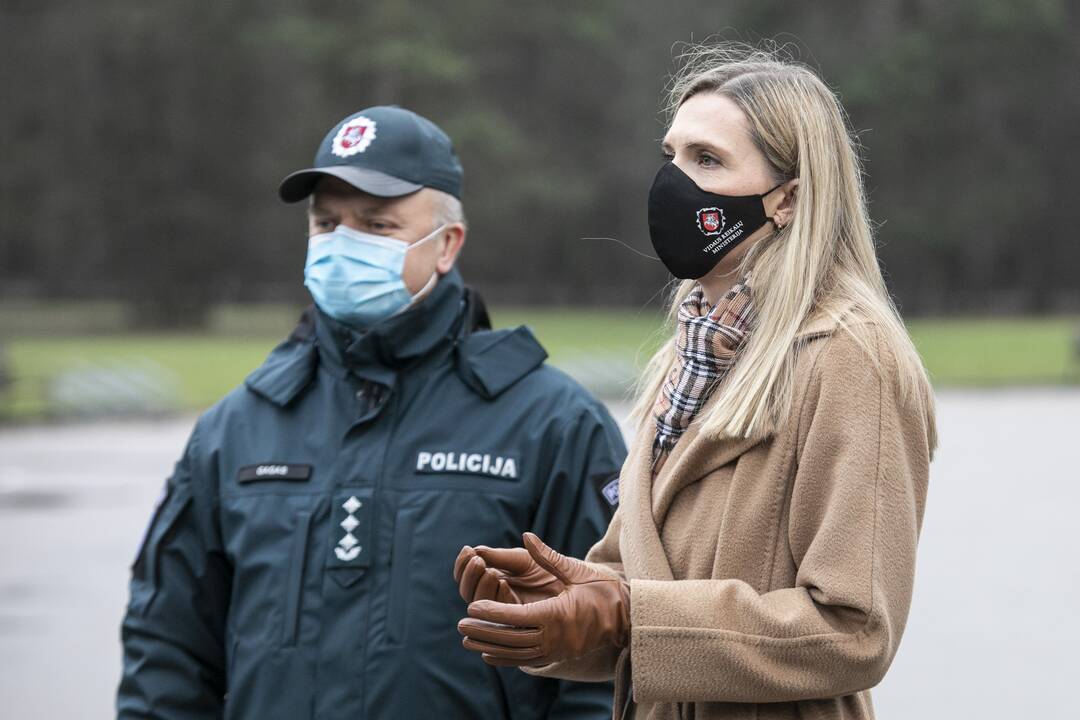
[686,140,732,159]
[661,134,732,160]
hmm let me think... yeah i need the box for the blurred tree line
[2,0,1077,327]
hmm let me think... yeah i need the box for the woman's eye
[699,154,719,168]
[314,219,335,231]
[661,151,675,161]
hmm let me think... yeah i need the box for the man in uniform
[117,106,626,719]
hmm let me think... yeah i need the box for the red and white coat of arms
[331,116,377,157]
[696,207,724,236]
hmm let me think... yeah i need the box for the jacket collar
[794,301,858,341]
[313,267,466,380]
[245,269,466,406]
[243,330,320,408]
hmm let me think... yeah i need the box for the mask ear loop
[397,223,450,313]
[406,223,448,252]
[763,179,792,230]
[410,270,440,299]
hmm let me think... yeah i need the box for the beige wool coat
[527,314,932,719]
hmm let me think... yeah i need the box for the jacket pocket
[281,510,313,647]
[387,507,417,644]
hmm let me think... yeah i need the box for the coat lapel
[619,419,675,581]
[619,397,763,582]
[618,307,846,583]
[651,412,762,527]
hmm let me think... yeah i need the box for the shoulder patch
[591,471,620,519]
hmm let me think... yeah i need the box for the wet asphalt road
[1,389,1077,718]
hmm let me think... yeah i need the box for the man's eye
[661,150,675,161]
[699,154,718,168]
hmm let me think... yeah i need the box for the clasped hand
[453,532,630,667]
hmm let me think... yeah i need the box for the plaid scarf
[652,279,755,472]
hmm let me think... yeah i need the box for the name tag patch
[415,451,519,480]
[237,463,312,483]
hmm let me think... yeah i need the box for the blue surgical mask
[304,223,444,328]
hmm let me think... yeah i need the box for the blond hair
[631,41,937,453]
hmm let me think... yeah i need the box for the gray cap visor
[278,166,423,203]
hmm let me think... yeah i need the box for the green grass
[1,306,1077,421]
[907,316,1080,386]
[2,335,282,420]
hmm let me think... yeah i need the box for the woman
[453,43,936,720]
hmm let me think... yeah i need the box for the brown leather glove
[456,532,631,667]
[453,543,563,605]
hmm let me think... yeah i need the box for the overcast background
[3,0,1079,321]
[2,1,1078,718]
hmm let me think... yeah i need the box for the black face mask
[648,162,784,280]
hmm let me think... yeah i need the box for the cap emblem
[331,116,377,158]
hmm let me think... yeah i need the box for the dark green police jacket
[117,269,626,719]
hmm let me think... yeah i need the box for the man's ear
[771,179,799,229]
[436,224,466,274]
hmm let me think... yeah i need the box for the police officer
[117,106,626,719]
